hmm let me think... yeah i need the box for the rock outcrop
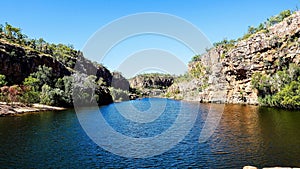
[73,53,113,86]
[0,38,128,106]
[220,11,300,104]
[173,11,300,104]
[129,74,174,89]
[0,39,115,87]
[0,39,71,84]
[111,72,130,90]
[129,74,174,96]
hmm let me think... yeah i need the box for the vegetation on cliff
[0,22,78,69]
[251,63,300,109]
[1,9,299,109]
[167,9,300,109]
[0,22,122,107]
[0,65,112,107]
[212,10,292,50]
[129,73,174,97]
[165,61,209,100]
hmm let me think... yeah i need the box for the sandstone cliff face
[129,74,174,96]
[0,40,115,86]
[111,72,130,90]
[73,53,113,86]
[178,11,300,104]
[0,39,124,106]
[221,11,300,104]
[129,75,174,89]
[0,40,71,84]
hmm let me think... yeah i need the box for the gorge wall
[129,74,174,96]
[0,37,128,106]
[171,11,300,104]
[0,39,70,84]
[0,39,114,86]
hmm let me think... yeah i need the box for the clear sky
[1,0,300,75]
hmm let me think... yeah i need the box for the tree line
[0,22,79,69]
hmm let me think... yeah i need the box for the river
[0,98,300,168]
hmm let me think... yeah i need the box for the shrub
[0,74,7,87]
[30,65,55,89]
[190,62,205,79]
[40,84,64,106]
[252,63,300,108]
[109,87,129,102]
[55,76,74,106]
[20,86,40,105]
[273,80,300,109]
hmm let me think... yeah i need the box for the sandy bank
[0,102,67,116]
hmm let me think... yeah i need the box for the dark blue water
[1,98,300,168]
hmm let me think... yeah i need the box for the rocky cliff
[171,11,300,104]
[0,37,127,106]
[0,39,71,84]
[0,39,114,86]
[129,74,174,96]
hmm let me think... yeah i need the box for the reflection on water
[0,99,300,168]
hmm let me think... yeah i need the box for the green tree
[23,76,40,90]
[55,76,74,106]
[4,22,13,39]
[0,24,3,33]
[248,26,256,34]
[37,38,45,52]
[251,72,271,95]
[22,77,40,104]
[31,65,55,89]
[109,87,129,102]
[274,80,300,109]
[257,23,265,32]
[40,84,64,106]
[190,62,205,79]
[279,10,292,21]
[191,55,201,62]
[267,10,291,27]
[20,87,40,105]
[0,74,7,87]
[252,63,300,108]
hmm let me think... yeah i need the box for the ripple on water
[0,99,300,168]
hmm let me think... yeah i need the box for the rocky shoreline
[0,102,66,116]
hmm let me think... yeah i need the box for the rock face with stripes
[172,11,300,104]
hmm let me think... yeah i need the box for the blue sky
[1,0,300,75]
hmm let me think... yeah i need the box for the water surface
[1,98,300,168]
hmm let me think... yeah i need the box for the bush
[251,72,271,95]
[273,80,300,109]
[23,76,40,91]
[20,87,40,105]
[109,87,129,102]
[55,76,74,106]
[0,74,7,87]
[252,63,300,109]
[0,86,9,102]
[31,65,55,88]
[40,84,64,106]
[190,62,205,79]
[191,55,201,62]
